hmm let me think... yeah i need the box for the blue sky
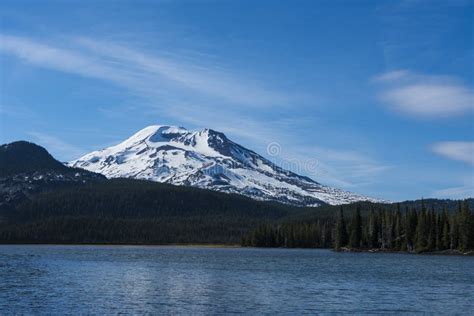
[0,0,473,201]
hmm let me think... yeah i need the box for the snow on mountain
[68,125,382,206]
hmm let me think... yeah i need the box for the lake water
[0,245,473,314]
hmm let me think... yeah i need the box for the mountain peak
[0,140,104,181]
[69,125,381,206]
[128,125,188,142]
[121,125,228,148]
[0,141,69,177]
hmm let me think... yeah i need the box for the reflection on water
[0,245,473,314]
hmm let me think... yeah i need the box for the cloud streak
[373,70,474,118]
[431,173,474,199]
[0,34,289,108]
[432,185,474,199]
[432,141,474,165]
[307,147,392,188]
[27,131,86,161]
[75,38,289,107]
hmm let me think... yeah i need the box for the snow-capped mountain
[69,125,381,206]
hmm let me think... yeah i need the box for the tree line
[0,178,303,244]
[242,200,474,253]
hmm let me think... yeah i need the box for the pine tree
[459,200,472,251]
[403,207,415,252]
[349,205,362,248]
[442,219,450,250]
[380,209,386,249]
[469,203,474,250]
[368,208,379,248]
[427,209,437,251]
[450,215,459,250]
[323,222,332,248]
[335,207,348,250]
[415,202,429,252]
[435,213,442,250]
[394,209,402,251]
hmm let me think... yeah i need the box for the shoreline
[1,243,473,256]
[0,242,241,248]
[336,247,474,256]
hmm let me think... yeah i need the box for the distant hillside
[0,140,471,247]
[2,177,471,245]
[283,199,474,224]
[0,141,104,210]
[1,178,311,244]
[0,141,71,177]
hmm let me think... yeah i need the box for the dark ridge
[0,141,70,177]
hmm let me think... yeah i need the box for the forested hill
[2,176,471,246]
[0,140,472,248]
[0,178,311,244]
[0,141,85,177]
[0,141,105,210]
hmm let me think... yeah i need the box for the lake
[0,245,473,314]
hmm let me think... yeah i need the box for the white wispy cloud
[0,34,289,108]
[431,173,474,199]
[432,185,474,199]
[431,141,474,165]
[373,70,474,118]
[0,34,130,84]
[27,131,86,161]
[303,147,392,187]
[74,37,289,107]
[0,103,38,120]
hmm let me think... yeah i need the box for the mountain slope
[69,125,381,206]
[0,141,104,209]
[0,141,71,177]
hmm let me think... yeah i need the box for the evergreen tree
[435,213,442,250]
[459,200,472,251]
[368,208,379,248]
[380,209,387,249]
[349,205,362,248]
[403,207,414,251]
[469,203,474,250]
[415,202,429,252]
[322,222,332,248]
[394,209,402,251]
[335,207,348,250]
[441,207,450,250]
[450,206,460,250]
[427,209,437,251]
